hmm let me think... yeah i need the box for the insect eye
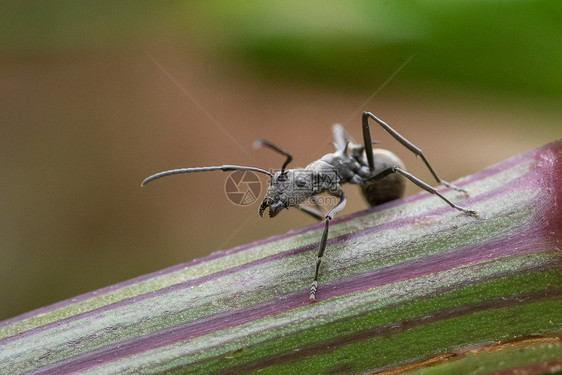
[295,177,307,187]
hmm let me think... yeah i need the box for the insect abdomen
[361,149,406,206]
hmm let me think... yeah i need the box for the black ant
[142,112,478,301]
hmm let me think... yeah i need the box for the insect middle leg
[362,112,468,194]
[297,204,324,221]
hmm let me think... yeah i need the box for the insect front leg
[362,112,468,194]
[310,191,347,302]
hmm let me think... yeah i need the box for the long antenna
[254,139,293,173]
[141,165,273,186]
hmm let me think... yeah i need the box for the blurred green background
[1,1,560,321]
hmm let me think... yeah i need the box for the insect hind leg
[364,167,478,217]
[362,112,468,195]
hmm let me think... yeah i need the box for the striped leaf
[1,140,561,374]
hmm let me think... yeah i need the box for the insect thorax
[308,146,407,207]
